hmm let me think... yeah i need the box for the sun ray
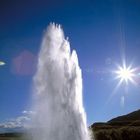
[106,78,123,105]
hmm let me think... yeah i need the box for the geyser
[32,23,90,140]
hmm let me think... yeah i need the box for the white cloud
[0,110,33,129]
[22,110,35,115]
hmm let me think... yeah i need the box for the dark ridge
[90,109,140,140]
[108,109,140,124]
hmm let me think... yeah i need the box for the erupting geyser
[31,23,91,140]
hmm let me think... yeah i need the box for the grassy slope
[91,109,140,140]
[0,133,25,140]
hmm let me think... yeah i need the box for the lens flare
[0,61,5,66]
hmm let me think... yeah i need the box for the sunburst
[115,65,136,84]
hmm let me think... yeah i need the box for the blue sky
[0,0,140,125]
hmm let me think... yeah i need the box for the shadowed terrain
[0,133,24,140]
[91,109,140,140]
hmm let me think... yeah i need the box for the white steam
[31,23,90,140]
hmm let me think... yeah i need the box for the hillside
[108,109,140,123]
[91,109,140,140]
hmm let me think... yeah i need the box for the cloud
[0,110,34,129]
[22,110,35,115]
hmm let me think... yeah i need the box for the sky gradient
[0,0,140,125]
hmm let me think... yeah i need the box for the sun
[115,65,136,84]
[116,66,133,82]
[108,60,139,104]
